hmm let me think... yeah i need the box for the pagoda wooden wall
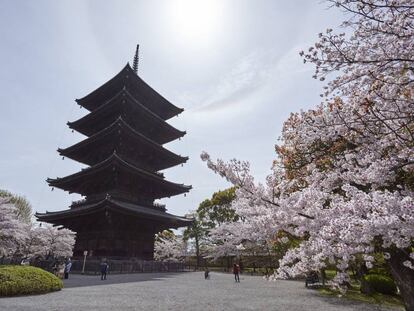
[70,211,161,260]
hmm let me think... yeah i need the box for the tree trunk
[388,249,414,311]
[195,235,200,270]
[320,269,326,286]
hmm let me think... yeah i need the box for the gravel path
[0,272,401,311]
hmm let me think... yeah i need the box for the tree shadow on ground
[63,272,186,288]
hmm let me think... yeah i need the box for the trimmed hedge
[0,265,63,296]
[362,273,397,295]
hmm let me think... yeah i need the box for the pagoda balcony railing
[71,198,89,208]
[70,194,106,208]
[70,193,167,211]
[153,202,166,211]
[109,194,166,211]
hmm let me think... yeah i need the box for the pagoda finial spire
[133,44,139,74]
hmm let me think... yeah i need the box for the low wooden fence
[30,259,185,274]
[71,259,186,274]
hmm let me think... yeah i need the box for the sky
[0,0,344,219]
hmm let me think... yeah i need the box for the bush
[361,274,397,295]
[0,265,63,296]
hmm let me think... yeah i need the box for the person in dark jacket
[64,258,72,279]
[204,267,210,280]
[100,260,109,280]
[233,263,240,282]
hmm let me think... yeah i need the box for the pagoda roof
[35,197,192,228]
[68,89,186,144]
[47,153,191,198]
[59,117,188,170]
[76,63,183,120]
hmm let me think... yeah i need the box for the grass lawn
[318,286,404,309]
[318,270,404,309]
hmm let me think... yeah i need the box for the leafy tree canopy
[0,190,32,224]
[197,187,238,228]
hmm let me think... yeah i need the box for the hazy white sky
[0,0,343,217]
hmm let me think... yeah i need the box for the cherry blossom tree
[299,1,414,306]
[154,232,187,263]
[202,1,414,309]
[28,225,76,260]
[205,198,272,258]
[0,197,28,258]
[0,191,75,261]
[206,222,242,260]
[18,225,47,260]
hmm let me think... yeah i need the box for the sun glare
[170,0,223,42]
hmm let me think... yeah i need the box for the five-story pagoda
[36,51,192,260]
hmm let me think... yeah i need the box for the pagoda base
[35,198,192,260]
[73,231,155,260]
[71,212,158,260]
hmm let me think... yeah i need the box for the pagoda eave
[35,198,193,228]
[58,118,188,170]
[47,153,191,197]
[69,89,185,144]
[75,63,183,120]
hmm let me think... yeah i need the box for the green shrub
[362,274,397,295]
[0,265,63,296]
[368,267,390,276]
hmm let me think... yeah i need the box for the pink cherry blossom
[201,1,414,309]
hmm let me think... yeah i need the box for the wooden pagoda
[36,63,192,260]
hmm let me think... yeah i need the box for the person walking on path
[100,259,109,280]
[233,263,240,282]
[204,267,210,280]
[64,258,72,279]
